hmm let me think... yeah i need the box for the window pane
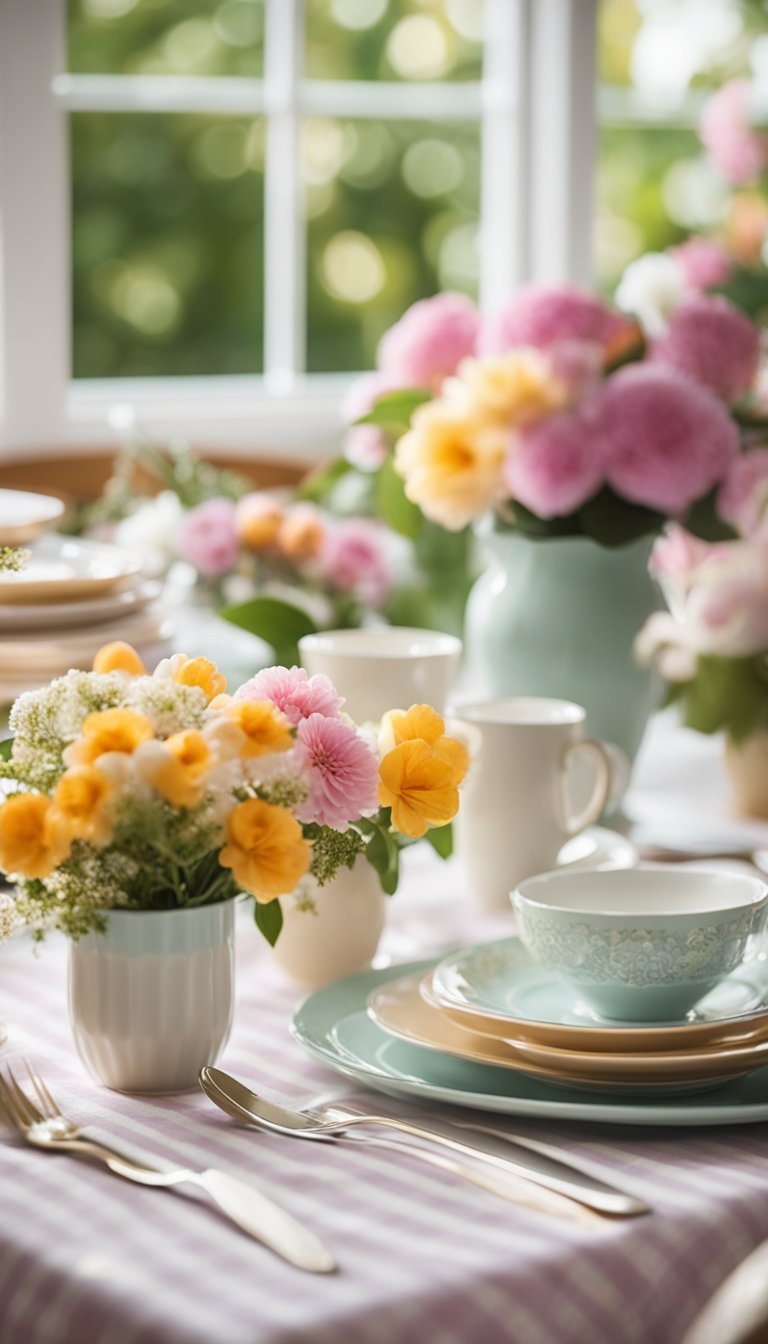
[68,0,265,77]
[305,0,483,82]
[305,118,480,371]
[71,113,264,377]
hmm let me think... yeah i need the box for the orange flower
[144,730,211,808]
[394,401,507,531]
[235,494,284,551]
[53,765,114,844]
[379,704,469,786]
[174,656,227,701]
[277,506,326,560]
[378,739,462,839]
[66,708,154,766]
[452,351,567,425]
[92,642,146,676]
[219,798,310,901]
[226,700,293,757]
[0,793,72,879]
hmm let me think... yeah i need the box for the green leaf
[219,597,318,666]
[679,655,768,743]
[252,897,284,947]
[577,488,664,548]
[355,388,432,430]
[683,487,739,544]
[509,503,581,541]
[425,823,453,860]
[363,821,400,896]
[297,457,353,503]
[375,455,422,538]
[0,737,12,761]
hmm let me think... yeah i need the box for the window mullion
[479,0,531,308]
[263,0,305,386]
[0,0,69,451]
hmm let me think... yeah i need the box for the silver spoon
[199,1067,649,1218]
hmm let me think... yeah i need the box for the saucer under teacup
[512,867,768,1022]
[426,935,768,1052]
[367,972,766,1095]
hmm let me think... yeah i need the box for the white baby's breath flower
[114,491,184,577]
[615,252,688,339]
[125,677,207,737]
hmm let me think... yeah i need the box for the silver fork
[0,1065,335,1273]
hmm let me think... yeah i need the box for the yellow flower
[277,507,326,560]
[92,641,146,676]
[174,656,228,702]
[378,739,462,839]
[67,708,154,766]
[53,765,114,844]
[219,798,310,902]
[450,351,566,426]
[0,794,72,879]
[226,700,293,758]
[379,704,469,786]
[394,401,507,531]
[146,730,211,808]
[235,496,284,551]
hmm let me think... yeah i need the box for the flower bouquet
[0,642,467,945]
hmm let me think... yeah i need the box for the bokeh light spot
[321,231,386,303]
[402,138,464,199]
[386,15,452,80]
[331,0,388,31]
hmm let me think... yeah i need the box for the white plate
[0,488,65,545]
[557,826,637,872]
[0,579,160,631]
[292,961,768,1126]
[0,608,171,667]
[0,535,143,603]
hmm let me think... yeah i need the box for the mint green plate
[291,960,768,1126]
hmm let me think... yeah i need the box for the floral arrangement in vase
[0,642,467,946]
[636,449,768,817]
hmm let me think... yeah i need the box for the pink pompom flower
[718,449,768,533]
[700,80,768,186]
[294,713,379,830]
[234,666,342,724]
[178,498,238,578]
[504,413,604,519]
[652,294,759,401]
[377,293,480,391]
[320,519,392,606]
[668,238,731,291]
[480,284,632,358]
[596,365,739,515]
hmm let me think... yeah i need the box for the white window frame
[0,0,597,462]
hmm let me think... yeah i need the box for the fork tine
[24,1062,61,1120]
[3,1068,43,1126]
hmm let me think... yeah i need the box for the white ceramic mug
[452,697,614,912]
[298,627,462,722]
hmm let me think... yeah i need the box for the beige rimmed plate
[426,935,768,1053]
[0,609,171,669]
[0,488,65,545]
[367,972,767,1092]
[0,535,143,603]
[0,578,159,631]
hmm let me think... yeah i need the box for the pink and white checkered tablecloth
[2,714,768,1344]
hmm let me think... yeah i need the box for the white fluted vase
[271,859,386,990]
[69,900,236,1094]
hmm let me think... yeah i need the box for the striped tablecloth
[2,716,768,1344]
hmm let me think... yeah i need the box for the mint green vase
[463,529,662,763]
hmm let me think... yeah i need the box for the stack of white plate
[0,527,173,705]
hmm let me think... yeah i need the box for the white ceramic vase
[69,900,236,1094]
[271,858,386,990]
[725,731,768,820]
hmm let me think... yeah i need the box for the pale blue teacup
[512,867,768,1022]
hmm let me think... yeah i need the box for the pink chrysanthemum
[668,238,731,291]
[234,666,342,724]
[320,519,392,606]
[597,365,739,515]
[652,294,759,401]
[504,414,604,519]
[377,293,481,391]
[718,449,768,533]
[178,498,238,578]
[294,713,379,830]
[700,80,768,185]
[479,284,632,358]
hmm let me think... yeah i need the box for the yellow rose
[394,401,507,531]
[144,730,211,809]
[450,351,566,426]
[219,798,310,901]
[0,794,72,879]
[53,765,114,844]
[378,739,462,839]
[66,708,154,766]
[226,700,293,758]
[174,656,227,702]
[92,641,146,676]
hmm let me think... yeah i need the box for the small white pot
[69,900,236,1094]
[725,731,768,820]
[271,859,386,990]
